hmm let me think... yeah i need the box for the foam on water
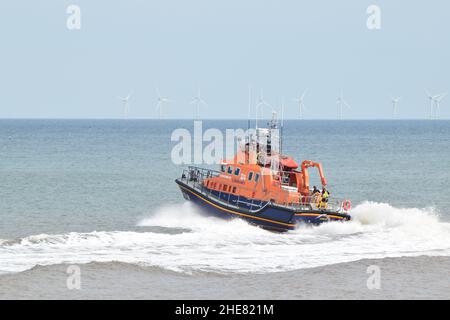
[1,201,449,274]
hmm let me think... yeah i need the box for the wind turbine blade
[301,89,308,100]
[425,88,432,98]
[436,93,447,101]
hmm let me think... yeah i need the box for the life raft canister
[342,200,352,211]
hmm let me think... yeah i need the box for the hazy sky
[0,1,449,119]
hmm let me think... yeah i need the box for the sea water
[0,119,449,299]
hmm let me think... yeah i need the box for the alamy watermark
[171,121,280,166]
[366,265,381,290]
[366,5,381,30]
[66,265,81,290]
[66,5,81,30]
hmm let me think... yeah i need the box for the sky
[0,0,449,119]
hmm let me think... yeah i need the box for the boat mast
[247,86,251,142]
[280,97,284,160]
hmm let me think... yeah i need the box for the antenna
[280,97,285,158]
[256,89,272,129]
[247,86,251,136]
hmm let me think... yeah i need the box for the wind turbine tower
[293,89,308,119]
[434,93,447,119]
[426,89,447,119]
[156,88,172,119]
[119,92,131,119]
[391,97,401,119]
[337,90,350,120]
[190,88,207,119]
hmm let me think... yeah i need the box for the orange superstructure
[202,146,328,208]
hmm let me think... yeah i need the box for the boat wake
[1,202,449,274]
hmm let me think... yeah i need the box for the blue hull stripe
[177,183,297,229]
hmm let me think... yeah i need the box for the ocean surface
[0,119,449,299]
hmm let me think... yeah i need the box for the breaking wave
[1,202,449,274]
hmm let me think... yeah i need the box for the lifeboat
[175,115,351,232]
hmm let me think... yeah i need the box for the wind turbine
[190,88,207,119]
[336,90,350,120]
[119,92,131,119]
[391,97,401,119]
[293,89,308,119]
[155,88,172,119]
[425,89,446,119]
[434,92,447,119]
[256,89,273,128]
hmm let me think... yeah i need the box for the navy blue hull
[176,179,350,232]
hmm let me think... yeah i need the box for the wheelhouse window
[248,172,254,181]
[234,167,241,176]
[227,166,233,174]
[254,173,260,183]
[220,165,226,172]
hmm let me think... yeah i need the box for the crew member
[311,186,321,206]
[319,187,330,209]
[312,186,320,195]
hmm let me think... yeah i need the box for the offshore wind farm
[116,87,447,120]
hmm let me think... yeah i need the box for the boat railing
[179,166,345,213]
[179,166,268,212]
[273,196,345,213]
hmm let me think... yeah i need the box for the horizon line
[0,117,449,121]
